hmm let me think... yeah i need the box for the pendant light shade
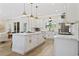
[30,14,34,17]
[22,11,27,15]
[35,4,38,19]
[22,3,27,15]
[30,3,34,18]
[49,17,52,19]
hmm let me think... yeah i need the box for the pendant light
[64,4,70,26]
[30,3,34,18]
[63,4,68,24]
[49,17,52,21]
[35,4,38,19]
[22,3,27,15]
[49,17,52,19]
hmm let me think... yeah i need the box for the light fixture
[48,17,53,23]
[35,4,39,19]
[61,12,66,19]
[22,3,27,15]
[63,4,69,24]
[30,3,34,18]
[49,17,52,19]
[61,12,70,26]
[49,17,52,21]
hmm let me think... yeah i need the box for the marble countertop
[54,35,78,41]
[12,31,42,35]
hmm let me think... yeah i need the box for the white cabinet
[54,35,78,56]
[42,31,54,39]
[12,32,45,55]
[72,23,79,41]
[12,35,26,54]
[25,35,31,52]
[0,32,8,42]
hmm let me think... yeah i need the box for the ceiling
[0,3,78,22]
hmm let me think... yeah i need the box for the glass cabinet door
[17,22,20,33]
[13,22,27,33]
[14,22,20,33]
[24,23,27,32]
[14,22,17,33]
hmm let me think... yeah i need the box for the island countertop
[54,35,78,41]
[12,31,42,35]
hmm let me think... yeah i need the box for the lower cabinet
[42,31,54,39]
[54,37,78,56]
[12,32,45,55]
[25,33,45,53]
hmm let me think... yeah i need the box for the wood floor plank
[0,39,54,56]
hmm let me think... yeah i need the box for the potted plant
[46,20,56,31]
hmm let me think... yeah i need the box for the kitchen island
[54,35,78,56]
[12,32,45,55]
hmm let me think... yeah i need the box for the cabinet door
[28,35,36,50]
[30,34,37,48]
[45,31,53,39]
[12,35,26,54]
[36,34,41,45]
[25,35,31,52]
[72,23,79,40]
[35,34,44,46]
[25,35,37,52]
[54,38,78,56]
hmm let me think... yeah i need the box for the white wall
[0,3,78,21]
[0,3,78,32]
[0,3,68,20]
[66,3,79,22]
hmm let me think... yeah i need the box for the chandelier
[22,3,39,19]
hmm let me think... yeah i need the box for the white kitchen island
[12,32,45,55]
[54,35,78,56]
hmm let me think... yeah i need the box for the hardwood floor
[0,39,54,56]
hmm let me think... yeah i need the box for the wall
[0,20,6,32]
[0,3,78,32]
[66,3,79,22]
